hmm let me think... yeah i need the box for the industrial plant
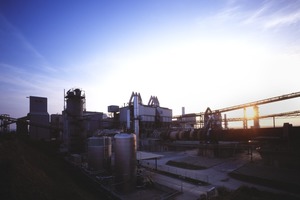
[1,89,300,199]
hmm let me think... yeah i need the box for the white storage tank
[87,136,112,171]
[169,130,179,140]
[114,133,136,193]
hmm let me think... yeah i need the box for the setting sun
[244,106,259,120]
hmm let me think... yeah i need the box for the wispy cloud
[211,0,300,31]
[242,0,300,30]
[0,14,107,114]
[198,0,300,55]
[0,63,63,93]
[264,8,300,29]
[242,2,270,25]
[0,14,57,73]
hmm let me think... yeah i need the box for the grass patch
[166,160,207,170]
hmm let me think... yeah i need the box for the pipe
[126,109,130,130]
[134,93,139,150]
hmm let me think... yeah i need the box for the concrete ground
[139,149,300,199]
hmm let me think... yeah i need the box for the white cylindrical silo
[87,136,112,171]
[114,133,136,193]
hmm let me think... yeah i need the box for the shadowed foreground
[0,135,108,200]
[1,135,299,200]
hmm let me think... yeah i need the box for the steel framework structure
[173,92,300,129]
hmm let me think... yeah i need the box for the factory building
[83,111,104,137]
[62,88,106,153]
[28,96,50,140]
[119,93,172,131]
[3,88,300,198]
[0,114,11,134]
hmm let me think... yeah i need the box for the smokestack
[126,109,130,130]
[133,93,139,150]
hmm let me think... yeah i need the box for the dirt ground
[0,135,107,200]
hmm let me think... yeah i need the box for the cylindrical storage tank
[87,136,112,171]
[189,130,195,140]
[114,133,136,193]
[169,131,178,140]
[177,130,184,140]
[195,129,200,140]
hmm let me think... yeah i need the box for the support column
[243,107,248,129]
[224,114,228,129]
[253,105,260,128]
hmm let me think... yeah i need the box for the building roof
[136,151,164,160]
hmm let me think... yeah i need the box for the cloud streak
[0,14,57,73]
[0,63,65,94]
[214,0,300,31]
[0,61,70,116]
[244,0,300,30]
[264,8,300,29]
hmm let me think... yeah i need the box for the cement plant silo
[66,88,84,116]
[65,88,86,153]
[114,133,137,193]
[87,136,112,171]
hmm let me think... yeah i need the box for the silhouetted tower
[64,88,86,153]
[28,96,50,140]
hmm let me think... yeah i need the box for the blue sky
[1,0,300,126]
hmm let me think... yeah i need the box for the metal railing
[140,160,209,184]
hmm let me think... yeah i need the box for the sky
[1,0,300,127]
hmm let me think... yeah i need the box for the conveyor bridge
[173,92,300,129]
